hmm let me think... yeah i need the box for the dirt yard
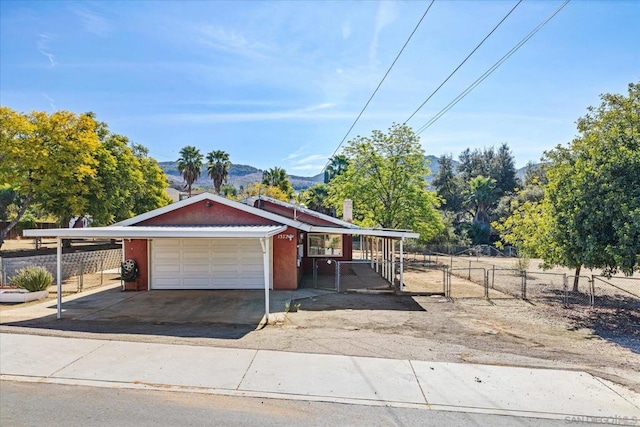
[2,275,638,397]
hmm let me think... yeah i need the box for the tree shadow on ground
[538,290,640,354]
[292,292,426,312]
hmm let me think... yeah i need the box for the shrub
[9,266,53,292]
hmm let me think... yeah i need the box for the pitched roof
[24,225,287,239]
[242,196,359,229]
[114,193,312,231]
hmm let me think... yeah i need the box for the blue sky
[1,1,638,175]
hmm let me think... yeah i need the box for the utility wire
[321,0,435,173]
[342,0,568,181]
[415,0,570,135]
[403,0,522,125]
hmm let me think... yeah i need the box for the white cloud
[37,33,56,66]
[342,21,351,39]
[72,8,113,36]
[369,1,398,69]
[196,25,271,60]
[42,93,57,110]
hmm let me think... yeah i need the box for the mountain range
[160,155,528,191]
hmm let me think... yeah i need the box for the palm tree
[262,167,293,198]
[206,150,231,195]
[176,146,203,197]
[324,154,349,183]
[465,175,499,244]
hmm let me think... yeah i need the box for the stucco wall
[272,227,301,290]
[123,239,148,291]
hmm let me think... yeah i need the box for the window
[307,233,343,257]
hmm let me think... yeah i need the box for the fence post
[313,258,317,288]
[100,256,104,286]
[491,265,495,289]
[521,270,527,300]
[484,270,489,299]
[468,260,471,280]
[563,274,568,307]
[335,260,340,292]
[590,275,595,306]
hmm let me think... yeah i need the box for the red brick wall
[139,200,278,226]
[123,239,148,291]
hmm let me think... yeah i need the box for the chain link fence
[1,249,122,293]
[400,252,640,310]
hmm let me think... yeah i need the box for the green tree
[543,82,640,279]
[206,150,231,195]
[176,146,203,197]
[326,123,443,240]
[497,83,640,285]
[324,154,349,183]
[432,154,464,214]
[131,145,173,213]
[262,167,293,199]
[0,108,101,246]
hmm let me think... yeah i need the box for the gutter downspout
[56,237,62,319]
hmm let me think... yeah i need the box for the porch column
[56,237,62,319]
[400,237,404,292]
[259,237,270,323]
[391,239,396,286]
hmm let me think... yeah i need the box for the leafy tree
[236,183,289,202]
[458,144,518,197]
[262,167,293,199]
[0,108,101,246]
[543,82,640,279]
[219,183,237,198]
[326,123,443,240]
[131,145,173,214]
[176,146,203,197]
[207,150,231,195]
[432,154,464,214]
[497,82,640,284]
[324,154,349,183]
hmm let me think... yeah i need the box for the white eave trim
[113,193,311,232]
[23,225,288,239]
[308,226,419,239]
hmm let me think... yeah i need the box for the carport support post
[56,237,62,319]
[399,237,404,292]
[259,237,269,323]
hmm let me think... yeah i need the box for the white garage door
[151,238,266,289]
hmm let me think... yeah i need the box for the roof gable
[113,193,312,231]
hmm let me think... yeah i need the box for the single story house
[24,193,418,320]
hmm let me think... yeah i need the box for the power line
[403,0,523,125]
[321,0,435,173]
[415,0,570,135]
[338,0,569,182]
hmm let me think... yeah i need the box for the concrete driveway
[0,284,331,339]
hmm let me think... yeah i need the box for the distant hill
[159,162,323,191]
[160,157,536,192]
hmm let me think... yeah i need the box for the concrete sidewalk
[1,333,639,423]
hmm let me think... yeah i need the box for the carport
[23,225,286,321]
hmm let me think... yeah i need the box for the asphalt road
[0,381,592,427]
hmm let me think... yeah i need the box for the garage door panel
[151,238,267,290]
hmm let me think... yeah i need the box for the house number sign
[278,234,295,241]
